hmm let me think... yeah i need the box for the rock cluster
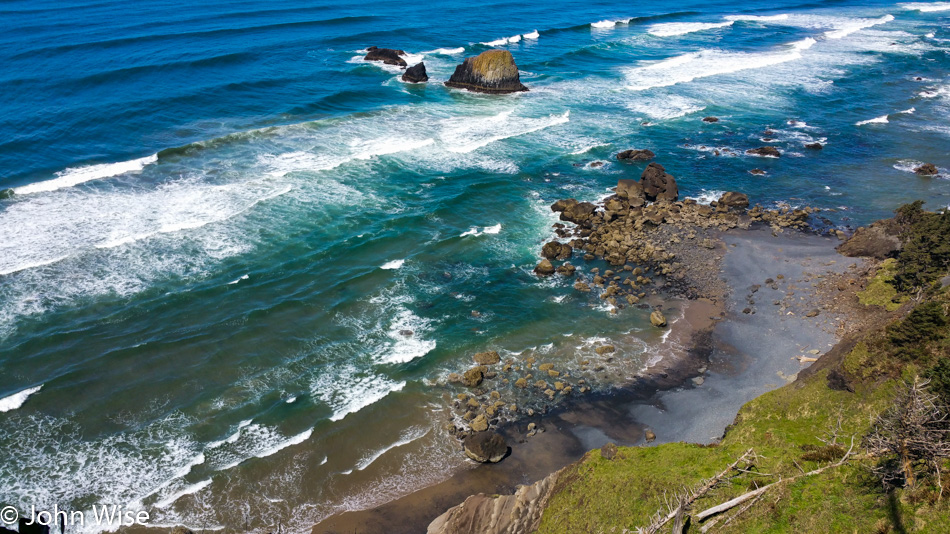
[445,50,528,94]
[616,149,655,162]
[746,146,781,158]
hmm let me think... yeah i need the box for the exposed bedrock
[444,50,528,94]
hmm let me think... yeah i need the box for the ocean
[1,0,948,532]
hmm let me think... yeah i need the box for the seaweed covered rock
[914,163,938,176]
[0,188,14,199]
[364,46,408,66]
[463,431,508,462]
[640,162,678,202]
[402,62,428,83]
[617,149,655,162]
[444,50,528,94]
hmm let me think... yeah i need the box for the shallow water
[1,0,949,532]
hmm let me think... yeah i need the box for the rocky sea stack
[364,46,407,67]
[444,50,528,94]
[401,62,428,83]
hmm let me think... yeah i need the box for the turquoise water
[1,0,949,531]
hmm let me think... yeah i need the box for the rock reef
[445,50,528,94]
[364,46,408,66]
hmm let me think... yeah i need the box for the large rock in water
[444,50,528,94]
[402,62,428,83]
[746,146,781,158]
[463,431,508,462]
[640,162,678,202]
[0,188,14,199]
[617,149,655,162]
[717,191,749,210]
[914,163,938,176]
[650,310,668,327]
[364,46,408,66]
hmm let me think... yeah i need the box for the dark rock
[170,528,195,534]
[462,366,485,387]
[702,116,719,123]
[749,169,766,176]
[805,309,820,318]
[717,191,749,210]
[805,142,823,150]
[746,146,781,158]
[444,50,527,94]
[541,241,572,260]
[836,222,901,259]
[617,149,655,162]
[534,259,556,276]
[914,163,938,176]
[399,329,414,337]
[0,188,13,199]
[600,442,618,460]
[463,431,509,463]
[589,161,605,168]
[402,62,429,83]
[364,46,408,67]
[640,162,678,202]
[556,262,577,276]
[18,519,49,534]
[473,351,500,365]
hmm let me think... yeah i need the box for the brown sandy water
[311,227,860,533]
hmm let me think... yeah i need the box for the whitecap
[823,14,894,40]
[227,274,249,285]
[285,396,297,404]
[481,37,509,46]
[380,259,405,270]
[15,154,158,195]
[425,47,465,55]
[154,479,213,508]
[508,34,522,43]
[523,30,540,39]
[313,372,406,422]
[855,114,889,125]
[440,110,570,153]
[900,2,950,12]
[459,224,502,237]
[647,21,734,37]
[353,427,429,471]
[898,107,916,114]
[381,308,436,364]
[0,384,42,412]
[591,18,630,29]
[626,94,706,120]
[725,14,790,22]
[686,190,725,205]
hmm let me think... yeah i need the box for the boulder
[600,442,618,460]
[717,191,749,210]
[836,222,901,259]
[550,198,577,213]
[749,169,766,176]
[470,414,489,432]
[617,149,655,162]
[595,345,615,355]
[0,188,13,199]
[914,163,938,176]
[560,201,597,224]
[473,351,501,365]
[541,241,572,260]
[805,142,823,150]
[650,310,667,327]
[702,116,719,123]
[616,179,645,206]
[645,429,656,442]
[640,162,678,202]
[746,146,781,158]
[444,50,528,94]
[462,366,485,387]
[534,259,556,276]
[463,431,508,462]
[364,46,408,66]
[556,262,576,276]
[402,62,429,83]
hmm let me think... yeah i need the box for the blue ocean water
[1,0,949,531]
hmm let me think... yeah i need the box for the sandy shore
[311,225,860,534]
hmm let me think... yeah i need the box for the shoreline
[312,223,859,534]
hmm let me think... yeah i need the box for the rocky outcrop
[462,366,486,387]
[640,162,678,202]
[541,241,572,260]
[616,179,646,207]
[650,310,668,327]
[534,259,556,276]
[746,146,781,158]
[837,222,902,259]
[702,116,719,123]
[552,200,596,225]
[749,169,766,176]
[427,467,566,534]
[617,149,655,162]
[0,188,13,199]
[717,191,749,210]
[445,50,528,94]
[364,46,408,66]
[402,62,429,83]
[805,142,823,150]
[462,431,508,462]
[473,351,501,365]
[914,163,938,176]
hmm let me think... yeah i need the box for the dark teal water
[1,1,949,532]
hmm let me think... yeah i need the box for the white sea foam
[893,159,944,174]
[900,2,950,12]
[154,479,212,508]
[380,259,405,270]
[508,34,522,43]
[209,424,313,471]
[0,385,42,412]
[824,14,894,39]
[439,110,570,153]
[313,371,406,422]
[856,114,889,125]
[647,21,734,37]
[591,19,630,29]
[625,43,808,91]
[899,107,916,114]
[15,154,158,195]
[381,308,436,364]
[227,274,249,285]
[425,47,465,55]
[354,427,429,471]
[350,137,435,160]
[459,223,502,237]
[626,94,706,119]
[523,30,540,39]
[687,190,726,205]
[725,14,790,21]
[481,37,509,46]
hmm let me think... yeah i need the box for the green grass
[858,259,906,311]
